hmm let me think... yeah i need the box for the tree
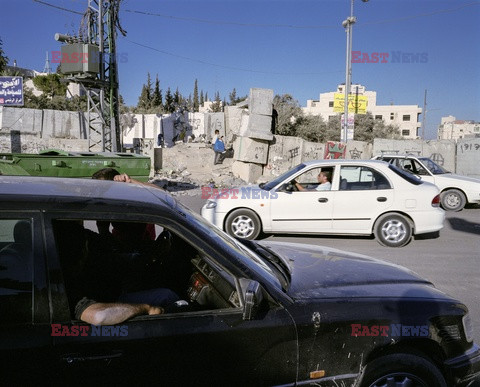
[295,115,328,142]
[200,90,204,107]
[272,94,303,136]
[164,87,174,113]
[193,79,199,112]
[32,74,67,98]
[354,112,401,142]
[174,87,181,107]
[228,88,247,105]
[136,73,153,111]
[151,74,162,110]
[210,91,222,112]
[0,38,8,74]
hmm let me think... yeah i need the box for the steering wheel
[289,179,299,192]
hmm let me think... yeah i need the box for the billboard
[333,93,367,114]
[0,76,24,106]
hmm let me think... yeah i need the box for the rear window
[388,164,423,185]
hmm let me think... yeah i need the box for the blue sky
[1,0,479,139]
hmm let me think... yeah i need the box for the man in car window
[294,171,332,191]
[56,221,179,326]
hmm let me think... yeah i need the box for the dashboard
[187,256,241,309]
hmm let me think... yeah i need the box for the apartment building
[437,115,480,140]
[303,84,422,139]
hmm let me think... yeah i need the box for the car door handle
[377,197,387,202]
[318,198,328,203]
[63,351,123,364]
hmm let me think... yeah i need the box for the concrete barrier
[456,138,480,179]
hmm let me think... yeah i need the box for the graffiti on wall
[459,142,480,153]
[349,147,363,159]
[324,142,346,159]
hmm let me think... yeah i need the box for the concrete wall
[456,138,480,179]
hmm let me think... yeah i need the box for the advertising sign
[0,76,24,106]
[333,93,367,114]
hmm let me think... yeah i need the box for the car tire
[374,213,412,248]
[440,189,466,211]
[356,353,447,387]
[225,209,261,240]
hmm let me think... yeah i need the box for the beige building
[437,116,480,140]
[303,84,422,139]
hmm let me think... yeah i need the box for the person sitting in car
[294,171,332,191]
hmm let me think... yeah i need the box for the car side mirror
[241,279,263,321]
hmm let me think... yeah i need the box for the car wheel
[356,353,447,387]
[440,189,466,211]
[374,213,412,248]
[225,209,261,240]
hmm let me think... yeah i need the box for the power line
[32,0,83,15]
[124,2,480,29]
[124,38,344,76]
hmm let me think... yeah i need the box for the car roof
[0,175,173,212]
[374,154,423,158]
[302,159,389,167]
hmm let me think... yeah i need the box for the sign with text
[333,93,367,114]
[0,76,24,106]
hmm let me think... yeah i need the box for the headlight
[206,200,217,209]
[463,314,473,343]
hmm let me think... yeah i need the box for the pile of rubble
[149,142,249,196]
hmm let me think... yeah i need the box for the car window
[419,157,449,174]
[0,218,33,324]
[295,167,333,190]
[388,164,423,185]
[262,163,305,191]
[52,218,242,322]
[339,166,391,190]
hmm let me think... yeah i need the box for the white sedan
[372,154,480,211]
[202,160,445,247]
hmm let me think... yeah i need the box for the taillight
[432,194,441,207]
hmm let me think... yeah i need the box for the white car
[202,160,445,247]
[372,154,480,211]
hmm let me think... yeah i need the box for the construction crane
[55,0,125,152]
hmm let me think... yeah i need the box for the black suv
[0,175,479,386]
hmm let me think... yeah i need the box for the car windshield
[388,163,423,185]
[262,163,306,191]
[418,157,449,174]
[172,199,279,282]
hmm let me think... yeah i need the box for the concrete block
[456,138,480,178]
[249,88,274,115]
[204,113,225,142]
[0,106,43,133]
[42,109,85,139]
[422,140,456,172]
[233,136,269,164]
[264,135,304,177]
[345,140,372,160]
[245,113,274,141]
[187,112,205,139]
[302,141,325,162]
[224,106,243,139]
[231,160,263,183]
[372,138,423,156]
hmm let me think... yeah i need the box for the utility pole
[421,89,427,139]
[55,0,125,152]
[341,0,369,143]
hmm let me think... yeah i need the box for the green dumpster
[0,149,151,182]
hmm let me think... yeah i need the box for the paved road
[176,192,480,343]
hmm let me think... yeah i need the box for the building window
[390,113,394,120]
[339,87,343,92]
[328,101,334,107]
[402,129,410,136]
[375,115,383,120]
[403,115,411,121]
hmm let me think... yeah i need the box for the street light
[342,0,369,143]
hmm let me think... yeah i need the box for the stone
[233,136,269,164]
[231,160,263,183]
